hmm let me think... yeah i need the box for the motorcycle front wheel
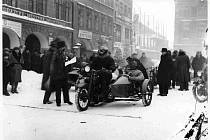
[75,88,89,111]
[193,85,208,103]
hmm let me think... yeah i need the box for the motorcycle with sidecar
[75,65,154,111]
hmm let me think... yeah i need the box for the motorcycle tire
[142,80,153,106]
[75,88,89,111]
[192,85,208,103]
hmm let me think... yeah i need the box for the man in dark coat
[167,50,173,89]
[176,50,190,91]
[192,51,206,78]
[3,48,11,96]
[10,47,24,93]
[91,46,116,100]
[41,38,73,106]
[171,50,178,88]
[157,48,170,96]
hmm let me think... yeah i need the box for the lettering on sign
[78,30,92,40]
[3,5,71,27]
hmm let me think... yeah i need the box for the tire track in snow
[4,103,142,119]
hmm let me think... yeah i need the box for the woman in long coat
[176,50,190,91]
[10,47,24,93]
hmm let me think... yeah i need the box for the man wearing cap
[41,38,73,106]
[157,48,171,96]
[129,53,148,79]
[91,46,116,101]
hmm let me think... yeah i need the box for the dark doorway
[25,34,42,73]
[3,33,10,49]
[25,34,41,52]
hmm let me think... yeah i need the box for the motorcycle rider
[91,46,116,101]
[126,60,145,88]
[126,53,148,79]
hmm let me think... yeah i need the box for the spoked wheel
[142,81,153,106]
[75,88,89,111]
[193,85,208,103]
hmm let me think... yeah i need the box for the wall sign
[78,30,92,40]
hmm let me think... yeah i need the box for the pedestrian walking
[157,48,171,96]
[41,38,73,106]
[9,47,24,93]
[3,48,11,96]
[191,51,206,78]
[176,50,190,91]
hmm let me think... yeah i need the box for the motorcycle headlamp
[84,66,90,72]
[197,71,202,77]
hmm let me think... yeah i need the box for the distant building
[174,0,208,57]
[113,0,133,59]
[72,0,114,57]
[132,9,168,60]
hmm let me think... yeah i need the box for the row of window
[114,24,131,42]
[176,6,207,18]
[78,4,113,35]
[95,0,114,8]
[3,0,72,22]
[115,0,132,18]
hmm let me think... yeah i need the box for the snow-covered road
[1,71,207,140]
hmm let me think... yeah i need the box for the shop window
[3,0,17,7]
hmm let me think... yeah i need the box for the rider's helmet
[129,60,138,70]
[98,46,108,56]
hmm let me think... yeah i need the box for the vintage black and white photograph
[1,0,208,139]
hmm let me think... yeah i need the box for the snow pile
[19,70,43,93]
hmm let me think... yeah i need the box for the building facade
[132,10,168,60]
[174,0,208,57]
[113,0,133,60]
[72,0,114,57]
[3,0,74,52]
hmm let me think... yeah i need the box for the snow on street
[2,71,206,140]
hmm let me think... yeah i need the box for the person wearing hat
[91,46,116,101]
[9,47,24,93]
[3,48,11,96]
[129,53,148,79]
[157,48,171,96]
[126,60,145,88]
[41,38,73,106]
[176,49,190,91]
